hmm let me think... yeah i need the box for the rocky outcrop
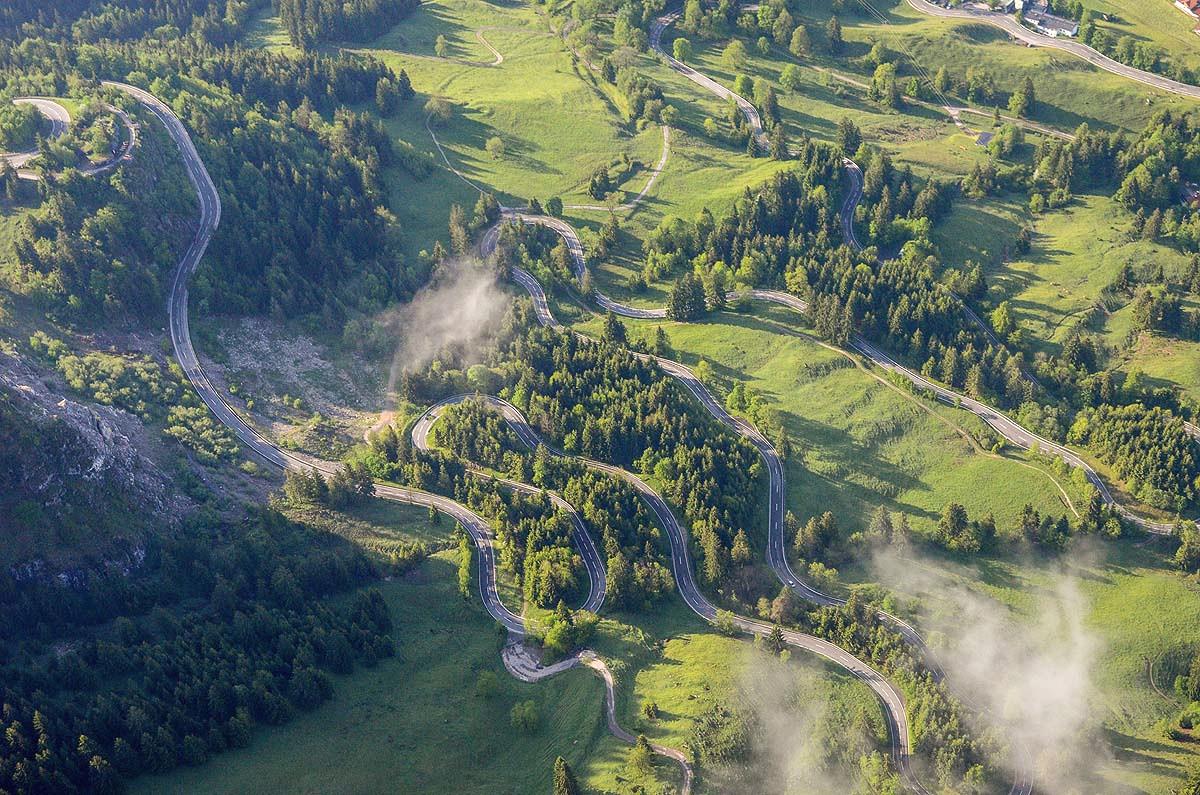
[0,350,176,572]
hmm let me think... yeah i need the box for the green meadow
[575,304,1080,536]
[804,0,1200,132]
[134,503,885,795]
[1086,0,1200,80]
[230,2,1200,791]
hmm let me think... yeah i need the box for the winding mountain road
[906,0,1200,101]
[411,391,928,794]
[114,78,698,793]
[109,0,1188,784]
[650,9,768,151]
[412,397,606,614]
[1,95,138,179]
[1,98,70,170]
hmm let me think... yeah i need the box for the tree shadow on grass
[370,3,475,56]
[1102,725,1189,784]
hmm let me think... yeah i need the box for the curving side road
[0,98,70,170]
[837,157,1170,533]
[121,77,696,792]
[585,7,1172,536]
[563,124,672,213]
[649,9,768,151]
[412,397,606,614]
[907,0,1200,101]
[412,391,926,794]
[2,96,138,180]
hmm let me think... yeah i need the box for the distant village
[1175,0,1200,33]
[931,0,1200,37]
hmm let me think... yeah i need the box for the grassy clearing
[1116,329,1200,405]
[131,554,618,795]
[935,192,1192,355]
[605,626,888,792]
[1085,0,1200,80]
[243,6,300,53]
[245,0,662,258]
[932,191,1200,405]
[357,0,663,202]
[281,496,452,548]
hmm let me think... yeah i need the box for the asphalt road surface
[124,78,702,791]
[908,0,1200,101]
[412,377,930,794]
[412,395,607,615]
[112,79,537,637]
[2,97,137,179]
[1,98,70,169]
[837,154,1172,534]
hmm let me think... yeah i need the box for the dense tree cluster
[781,594,994,790]
[282,464,376,509]
[540,600,598,660]
[186,48,408,116]
[27,333,238,463]
[599,63,672,127]
[0,101,37,149]
[432,397,676,611]
[277,0,420,49]
[363,419,586,609]
[1068,403,1199,510]
[0,9,420,339]
[642,163,1024,407]
[854,146,952,250]
[0,507,395,793]
[2,114,196,323]
[493,325,763,585]
[1,0,258,46]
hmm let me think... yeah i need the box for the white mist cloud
[734,651,864,793]
[385,258,509,392]
[870,546,1112,794]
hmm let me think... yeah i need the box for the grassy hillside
[817,0,1200,132]
[866,539,1200,794]
[135,548,886,794]
[577,304,1079,537]
[1086,0,1200,80]
[935,192,1193,353]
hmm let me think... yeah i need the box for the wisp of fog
[384,258,509,394]
[871,545,1110,793]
